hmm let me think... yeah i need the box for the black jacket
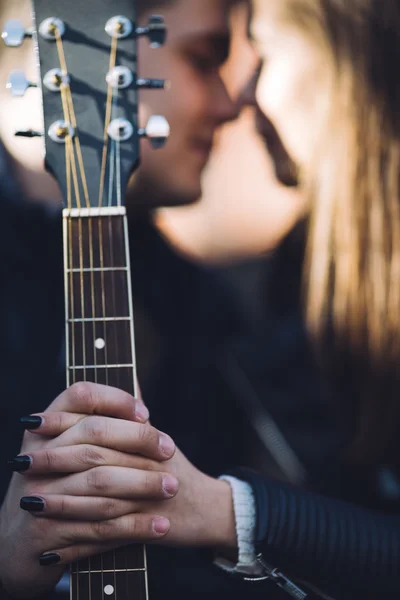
[1,172,400,599]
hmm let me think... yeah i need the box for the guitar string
[57,52,87,393]
[106,131,116,392]
[99,36,118,207]
[114,87,121,600]
[108,94,119,600]
[98,217,110,387]
[98,37,119,598]
[64,135,76,388]
[54,28,92,598]
[111,88,122,394]
[60,84,89,600]
[56,32,90,208]
[62,101,78,600]
[101,58,119,600]
[107,141,116,208]
[88,216,98,387]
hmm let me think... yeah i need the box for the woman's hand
[0,382,177,598]
[26,445,238,569]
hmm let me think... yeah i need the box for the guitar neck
[63,208,138,392]
[63,207,148,600]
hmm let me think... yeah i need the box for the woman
[1,0,400,598]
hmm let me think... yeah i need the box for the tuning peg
[1,20,34,47]
[139,115,170,149]
[136,78,169,90]
[6,70,38,97]
[14,129,44,138]
[135,15,166,48]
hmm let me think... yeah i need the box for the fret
[71,569,146,574]
[69,364,135,369]
[68,317,131,322]
[66,267,129,273]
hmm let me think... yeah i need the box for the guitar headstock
[2,1,170,210]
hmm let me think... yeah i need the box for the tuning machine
[106,67,169,91]
[139,115,170,149]
[6,70,38,97]
[136,15,166,48]
[136,78,169,90]
[1,20,34,47]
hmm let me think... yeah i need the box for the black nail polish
[20,496,45,512]
[7,455,32,472]
[20,416,43,430]
[39,553,61,566]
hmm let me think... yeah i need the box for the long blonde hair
[282,0,400,461]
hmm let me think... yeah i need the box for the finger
[38,542,118,567]
[11,445,160,475]
[20,412,87,437]
[42,466,179,500]
[49,416,175,461]
[46,382,149,423]
[39,515,170,565]
[20,494,143,521]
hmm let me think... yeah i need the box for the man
[0,0,238,460]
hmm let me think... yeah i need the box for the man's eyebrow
[180,30,230,43]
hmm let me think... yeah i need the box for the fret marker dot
[104,585,114,596]
[95,338,106,350]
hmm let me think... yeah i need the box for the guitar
[2,3,169,599]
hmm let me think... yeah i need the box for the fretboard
[63,208,148,600]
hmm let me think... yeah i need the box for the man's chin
[158,185,202,207]
[126,175,202,210]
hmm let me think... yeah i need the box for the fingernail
[20,416,43,430]
[159,434,175,458]
[39,553,61,566]
[20,496,45,512]
[152,517,170,535]
[135,403,150,423]
[8,455,32,472]
[162,475,179,497]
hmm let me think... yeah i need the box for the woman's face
[251,0,330,172]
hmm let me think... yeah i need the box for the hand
[131,447,238,551]
[30,446,238,568]
[0,382,178,598]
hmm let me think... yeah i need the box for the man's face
[129,0,239,208]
